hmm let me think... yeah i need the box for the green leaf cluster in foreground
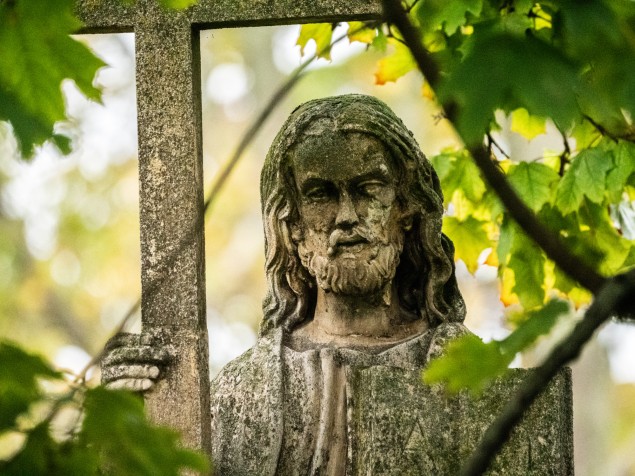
[432,140,635,312]
[424,300,569,395]
[0,341,209,475]
[0,0,105,157]
[0,0,198,159]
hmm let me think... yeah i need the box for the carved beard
[297,230,403,296]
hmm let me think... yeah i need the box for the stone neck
[290,283,428,349]
[312,284,400,338]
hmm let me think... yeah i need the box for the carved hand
[100,332,171,392]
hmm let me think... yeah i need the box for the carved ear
[401,211,414,231]
[290,223,303,243]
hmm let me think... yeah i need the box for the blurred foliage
[0,0,194,158]
[0,341,209,475]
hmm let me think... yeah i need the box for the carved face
[292,132,406,296]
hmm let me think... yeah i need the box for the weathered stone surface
[351,367,573,475]
[75,0,382,33]
[206,96,573,475]
[135,6,212,454]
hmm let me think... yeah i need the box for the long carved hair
[259,95,465,336]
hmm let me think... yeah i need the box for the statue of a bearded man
[103,95,573,476]
[209,95,467,475]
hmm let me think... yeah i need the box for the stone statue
[102,95,573,476]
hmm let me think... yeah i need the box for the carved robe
[209,323,468,476]
[209,322,573,476]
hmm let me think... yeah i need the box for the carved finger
[101,345,170,367]
[104,332,142,351]
[101,364,160,383]
[106,378,154,392]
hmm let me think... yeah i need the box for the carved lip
[334,233,369,248]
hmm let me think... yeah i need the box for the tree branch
[381,0,606,294]
[460,269,635,476]
[380,0,626,473]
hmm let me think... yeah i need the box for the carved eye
[358,180,385,196]
[304,186,331,202]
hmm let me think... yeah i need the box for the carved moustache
[327,228,372,257]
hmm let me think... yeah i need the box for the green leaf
[556,148,613,214]
[443,216,490,273]
[52,134,72,155]
[370,29,388,52]
[510,108,547,140]
[423,333,509,395]
[424,300,568,395]
[0,341,61,431]
[0,0,105,157]
[158,0,198,9]
[607,142,635,193]
[496,216,514,267]
[82,387,210,475]
[508,233,545,309]
[431,150,486,204]
[439,31,580,145]
[297,23,333,60]
[1,424,99,476]
[578,200,631,274]
[555,0,622,59]
[347,21,377,44]
[508,162,559,211]
[501,299,569,355]
[414,0,483,35]
[374,38,417,85]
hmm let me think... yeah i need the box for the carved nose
[335,192,359,228]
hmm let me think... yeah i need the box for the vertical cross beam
[134,4,210,453]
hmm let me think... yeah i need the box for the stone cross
[75,0,383,456]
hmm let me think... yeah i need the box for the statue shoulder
[426,322,471,361]
[210,330,285,476]
[210,330,283,397]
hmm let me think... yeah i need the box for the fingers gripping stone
[101,332,171,391]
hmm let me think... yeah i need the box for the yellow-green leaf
[374,38,417,85]
[347,21,377,44]
[501,299,569,354]
[508,234,545,309]
[556,148,613,214]
[297,23,333,60]
[443,216,491,273]
[158,0,197,9]
[510,108,547,140]
[424,300,567,395]
[423,333,509,395]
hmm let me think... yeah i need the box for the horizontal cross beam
[76,0,382,33]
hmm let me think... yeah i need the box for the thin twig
[487,133,511,159]
[460,269,635,476]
